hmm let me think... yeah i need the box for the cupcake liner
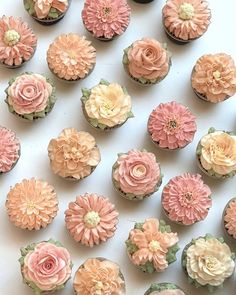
[222,198,236,241]
[133,0,155,3]
[144,283,186,295]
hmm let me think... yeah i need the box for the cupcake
[81,79,134,131]
[5,72,56,121]
[223,198,236,240]
[48,128,101,181]
[162,0,211,44]
[47,34,96,82]
[65,193,119,247]
[82,0,131,41]
[112,149,162,201]
[0,126,20,174]
[6,178,58,230]
[191,53,236,103]
[73,258,125,294]
[19,239,72,294]
[123,38,171,86]
[126,218,179,273]
[132,0,154,3]
[144,283,186,295]
[196,128,236,179]
[182,234,235,291]
[0,16,37,68]
[23,0,71,25]
[162,173,212,225]
[148,101,197,150]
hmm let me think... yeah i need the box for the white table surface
[0,0,236,294]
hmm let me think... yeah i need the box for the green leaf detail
[81,88,91,98]
[166,243,179,264]
[122,53,129,65]
[139,261,155,274]
[48,12,59,18]
[100,79,110,86]
[208,127,216,134]
[125,240,138,255]
[134,222,144,230]
[127,111,134,118]
[89,118,99,127]
[97,123,107,130]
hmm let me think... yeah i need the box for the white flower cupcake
[144,283,186,295]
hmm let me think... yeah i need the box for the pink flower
[162,173,212,225]
[148,101,197,149]
[7,73,52,115]
[82,0,131,39]
[22,241,72,291]
[113,150,161,196]
[0,16,37,66]
[33,0,68,19]
[224,198,236,239]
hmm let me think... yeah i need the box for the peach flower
[73,258,125,295]
[199,131,236,175]
[192,53,236,102]
[48,128,101,180]
[7,73,52,115]
[150,291,185,295]
[224,198,236,239]
[33,0,68,19]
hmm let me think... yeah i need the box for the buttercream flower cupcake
[223,198,236,241]
[24,0,71,25]
[73,258,125,294]
[196,128,236,179]
[126,218,179,273]
[132,0,154,3]
[19,239,72,294]
[191,53,236,103]
[162,0,211,44]
[0,16,37,68]
[5,73,56,121]
[182,235,235,291]
[112,149,162,201]
[0,126,20,174]
[65,193,119,247]
[123,38,171,85]
[82,0,131,41]
[6,178,58,230]
[144,283,186,295]
[48,128,101,181]
[162,173,212,225]
[47,34,96,82]
[148,101,197,150]
[81,79,134,131]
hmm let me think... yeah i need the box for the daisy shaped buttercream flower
[65,193,119,247]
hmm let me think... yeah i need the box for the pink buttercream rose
[34,0,68,19]
[7,74,52,115]
[22,242,72,291]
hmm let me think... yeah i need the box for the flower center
[4,29,20,46]
[103,6,111,15]
[149,240,161,252]
[95,281,104,290]
[44,259,54,270]
[179,3,195,20]
[27,200,35,210]
[204,255,219,270]
[213,70,221,80]
[132,164,146,177]
[84,211,100,228]
[184,192,192,202]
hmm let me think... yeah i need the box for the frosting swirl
[224,198,236,239]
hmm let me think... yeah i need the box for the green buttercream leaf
[48,12,59,18]
[97,123,107,130]
[138,77,148,84]
[139,261,155,273]
[100,79,110,86]
[134,222,144,230]
[127,111,134,118]
[166,243,179,264]
[125,240,138,255]
[122,86,128,95]
[89,118,99,128]
[147,283,178,293]
[208,127,216,134]
[122,53,129,65]
[81,88,91,98]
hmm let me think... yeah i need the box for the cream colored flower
[84,83,132,127]
[200,131,236,175]
[186,237,235,286]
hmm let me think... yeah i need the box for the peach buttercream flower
[162,0,211,41]
[185,237,235,286]
[224,198,236,239]
[191,53,236,102]
[47,34,96,81]
[73,258,125,295]
[199,131,236,175]
[6,178,58,230]
[65,193,119,247]
[33,0,68,19]
[0,16,37,66]
[48,128,101,180]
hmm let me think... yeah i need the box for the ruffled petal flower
[224,198,236,239]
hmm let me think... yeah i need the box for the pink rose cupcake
[123,38,171,85]
[148,101,197,150]
[0,16,37,68]
[73,258,126,294]
[24,0,71,25]
[162,0,211,44]
[126,218,179,273]
[5,72,56,121]
[223,198,236,241]
[112,149,162,201]
[162,173,212,225]
[82,0,131,41]
[191,53,236,103]
[65,193,119,247]
[48,128,101,181]
[5,178,58,230]
[144,283,186,295]
[19,239,72,294]
[0,126,20,174]
[47,34,96,82]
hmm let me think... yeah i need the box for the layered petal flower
[33,0,68,19]
[224,198,236,239]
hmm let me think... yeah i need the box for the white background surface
[0,0,236,294]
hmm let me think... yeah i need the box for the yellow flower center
[103,7,111,15]
[27,200,35,209]
[204,255,219,270]
[84,211,100,228]
[4,29,20,46]
[132,164,146,177]
[95,281,104,290]
[213,70,221,80]
[179,3,195,20]
[149,240,161,252]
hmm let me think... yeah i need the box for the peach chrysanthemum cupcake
[223,198,236,240]
[65,193,119,247]
[144,283,186,295]
[5,178,58,230]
